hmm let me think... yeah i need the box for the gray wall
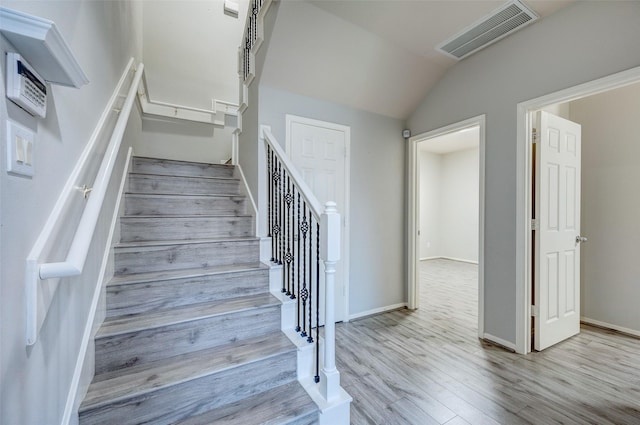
[569,83,640,334]
[0,1,142,423]
[407,1,640,344]
[135,115,234,164]
[420,148,479,262]
[259,85,406,317]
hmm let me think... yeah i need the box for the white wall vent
[436,0,538,60]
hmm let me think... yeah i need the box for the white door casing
[534,111,582,350]
[407,115,486,340]
[286,115,350,323]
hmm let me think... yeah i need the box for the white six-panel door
[535,111,582,351]
[287,115,349,323]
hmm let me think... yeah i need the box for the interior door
[288,117,347,323]
[534,111,582,350]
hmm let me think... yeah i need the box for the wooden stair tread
[133,156,233,168]
[115,235,259,248]
[81,331,295,412]
[125,192,245,199]
[176,381,318,425]
[121,214,253,219]
[97,293,279,338]
[107,262,267,286]
[128,172,239,182]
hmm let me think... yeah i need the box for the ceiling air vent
[437,0,538,60]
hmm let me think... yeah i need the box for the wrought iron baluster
[285,176,293,296]
[299,202,309,336]
[278,161,284,266]
[273,159,281,265]
[315,221,321,383]
[267,146,272,259]
[307,215,314,343]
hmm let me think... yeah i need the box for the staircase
[78,156,319,425]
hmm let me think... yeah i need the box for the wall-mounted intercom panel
[6,52,47,118]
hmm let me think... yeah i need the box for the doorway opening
[516,66,640,354]
[408,115,486,340]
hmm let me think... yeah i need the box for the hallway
[336,259,640,424]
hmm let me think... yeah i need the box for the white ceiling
[261,0,574,119]
[419,126,479,154]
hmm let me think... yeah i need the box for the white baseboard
[349,303,407,321]
[420,256,478,265]
[420,255,478,265]
[581,317,640,338]
[482,333,517,352]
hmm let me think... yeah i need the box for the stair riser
[129,174,240,195]
[132,157,234,178]
[95,305,281,374]
[114,240,259,275]
[125,195,246,216]
[80,351,297,425]
[120,216,253,242]
[106,269,269,317]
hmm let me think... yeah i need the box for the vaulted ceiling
[261,0,574,120]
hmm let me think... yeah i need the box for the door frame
[284,114,351,322]
[515,66,640,354]
[407,114,486,339]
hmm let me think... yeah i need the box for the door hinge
[532,128,537,144]
[531,305,538,317]
[531,219,538,230]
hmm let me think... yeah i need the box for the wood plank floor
[335,259,640,425]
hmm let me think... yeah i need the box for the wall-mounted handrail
[25,60,143,346]
[38,64,144,279]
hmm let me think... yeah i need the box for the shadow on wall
[136,115,236,164]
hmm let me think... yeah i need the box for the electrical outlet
[6,120,35,177]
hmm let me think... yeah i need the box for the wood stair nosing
[81,340,298,425]
[131,156,235,179]
[94,295,282,374]
[119,215,254,242]
[124,194,247,216]
[128,173,241,196]
[175,380,319,425]
[97,293,280,339]
[113,237,260,275]
[120,215,253,235]
[106,266,270,318]
[107,263,268,286]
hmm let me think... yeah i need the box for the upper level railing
[241,0,265,83]
[25,60,143,346]
[263,128,343,401]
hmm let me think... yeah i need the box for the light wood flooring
[335,259,640,425]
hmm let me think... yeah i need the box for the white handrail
[262,127,324,218]
[37,64,144,280]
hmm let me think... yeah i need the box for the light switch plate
[7,120,35,177]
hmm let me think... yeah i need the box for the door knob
[576,236,588,244]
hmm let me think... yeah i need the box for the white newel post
[320,201,341,402]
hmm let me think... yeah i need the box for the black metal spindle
[307,216,314,343]
[267,146,272,255]
[299,202,308,337]
[285,176,293,296]
[314,222,321,383]
[278,162,284,267]
[273,159,279,264]
[269,149,275,262]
